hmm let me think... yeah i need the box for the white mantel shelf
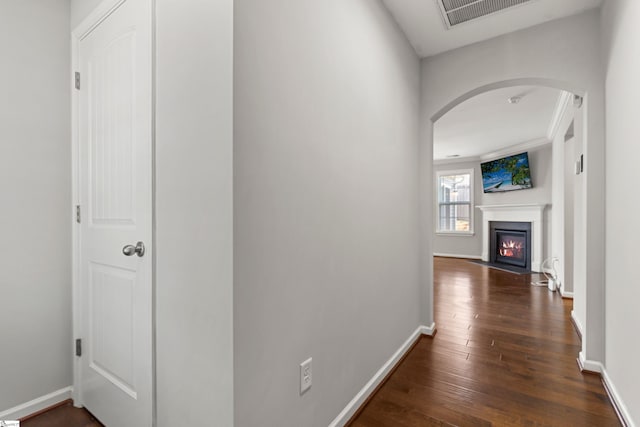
[476,204,549,272]
[477,204,548,212]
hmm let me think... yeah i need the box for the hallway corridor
[350,257,619,426]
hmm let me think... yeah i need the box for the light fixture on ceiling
[508,95,522,104]
[446,154,460,158]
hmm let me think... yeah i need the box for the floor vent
[438,0,532,28]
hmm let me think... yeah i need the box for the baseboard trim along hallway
[0,386,73,421]
[602,368,636,427]
[577,354,636,427]
[571,310,583,338]
[577,351,602,374]
[328,324,436,427]
[560,289,574,299]
[433,252,482,260]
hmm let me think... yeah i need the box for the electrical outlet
[300,357,312,394]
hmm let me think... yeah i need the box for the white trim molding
[571,310,583,337]
[420,323,437,336]
[434,155,480,166]
[477,204,548,272]
[329,324,435,427]
[577,351,602,374]
[602,369,636,427]
[560,288,574,299]
[576,358,636,426]
[479,138,550,162]
[434,138,551,165]
[546,91,573,141]
[72,0,127,40]
[0,387,72,421]
[434,253,482,260]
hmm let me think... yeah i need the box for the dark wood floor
[349,257,620,426]
[16,258,620,426]
[20,401,102,427]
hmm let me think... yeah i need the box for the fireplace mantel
[476,204,548,272]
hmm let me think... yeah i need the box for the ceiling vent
[437,0,533,28]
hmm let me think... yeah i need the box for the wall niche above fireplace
[490,221,532,270]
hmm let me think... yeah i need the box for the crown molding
[434,137,551,165]
[479,137,550,161]
[434,155,480,166]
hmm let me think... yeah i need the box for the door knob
[122,241,145,257]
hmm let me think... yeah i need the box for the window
[436,169,474,234]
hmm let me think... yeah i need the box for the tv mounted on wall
[481,152,532,193]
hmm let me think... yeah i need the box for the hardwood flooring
[14,257,620,426]
[349,257,620,426]
[19,401,102,427]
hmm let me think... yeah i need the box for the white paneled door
[76,0,153,426]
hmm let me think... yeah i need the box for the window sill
[436,231,475,237]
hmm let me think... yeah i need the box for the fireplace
[478,204,546,272]
[490,221,532,270]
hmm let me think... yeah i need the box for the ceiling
[382,0,602,58]
[433,85,563,161]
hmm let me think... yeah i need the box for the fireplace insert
[489,221,531,270]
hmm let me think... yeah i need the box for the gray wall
[70,0,235,425]
[0,0,72,410]
[155,0,235,426]
[602,0,640,422]
[434,145,553,260]
[234,0,422,425]
[70,0,101,28]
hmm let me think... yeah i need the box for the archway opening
[428,78,587,361]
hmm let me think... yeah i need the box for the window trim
[435,168,475,236]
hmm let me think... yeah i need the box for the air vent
[438,0,532,28]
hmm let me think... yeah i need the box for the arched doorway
[421,77,604,370]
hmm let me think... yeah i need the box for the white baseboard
[602,368,636,427]
[0,386,72,420]
[560,288,574,299]
[577,351,603,373]
[571,310,583,337]
[328,325,433,427]
[575,355,636,426]
[420,322,436,336]
[433,253,482,260]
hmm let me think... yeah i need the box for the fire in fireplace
[496,231,527,266]
[489,222,531,270]
[500,239,523,258]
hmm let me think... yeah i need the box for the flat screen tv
[481,152,532,193]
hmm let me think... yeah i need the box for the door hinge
[75,72,81,90]
[76,205,81,223]
[75,338,82,357]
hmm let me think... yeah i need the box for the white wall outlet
[300,357,312,394]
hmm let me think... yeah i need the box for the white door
[77,0,153,426]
